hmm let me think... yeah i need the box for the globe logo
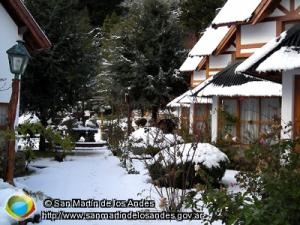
[5,194,36,221]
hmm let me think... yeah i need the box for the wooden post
[5,78,20,185]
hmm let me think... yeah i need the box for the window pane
[260,98,281,133]
[222,99,237,137]
[241,98,259,143]
[261,98,281,121]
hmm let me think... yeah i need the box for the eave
[1,0,51,51]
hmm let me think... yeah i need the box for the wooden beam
[251,0,281,25]
[196,57,207,70]
[291,0,295,11]
[215,26,237,56]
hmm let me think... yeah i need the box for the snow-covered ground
[4,148,240,225]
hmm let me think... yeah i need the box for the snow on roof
[197,80,282,97]
[212,0,262,26]
[179,56,203,72]
[256,46,300,72]
[236,32,287,73]
[189,26,230,56]
[167,88,212,108]
[178,93,212,105]
[167,90,191,108]
[190,76,215,95]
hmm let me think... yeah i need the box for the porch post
[281,71,295,139]
[189,103,194,134]
[211,96,219,143]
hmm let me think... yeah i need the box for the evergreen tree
[22,0,99,150]
[101,0,187,121]
[180,0,225,34]
[79,0,123,26]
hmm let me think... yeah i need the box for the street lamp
[7,40,30,79]
[5,40,30,185]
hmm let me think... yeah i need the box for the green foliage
[180,0,225,34]
[22,0,99,125]
[194,136,300,225]
[104,120,126,155]
[148,158,228,189]
[218,145,257,172]
[79,0,123,26]
[101,0,188,116]
[17,123,75,161]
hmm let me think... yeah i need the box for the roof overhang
[1,0,51,51]
[212,0,281,28]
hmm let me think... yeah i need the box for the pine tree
[22,0,99,150]
[180,0,225,34]
[101,0,187,122]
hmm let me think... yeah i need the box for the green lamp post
[5,40,30,185]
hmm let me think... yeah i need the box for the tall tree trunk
[5,79,20,185]
[151,106,159,125]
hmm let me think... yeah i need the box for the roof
[195,61,282,97]
[236,23,300,74]
[167,89,212,108]
[179,56,203,72]
[1,0,51,50]
[212,0,262,27]
[189,26,231,57]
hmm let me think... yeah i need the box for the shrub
[189,134,300,225]
[105,120,126,156]
[134,118,147,127]
[148,143,229,189]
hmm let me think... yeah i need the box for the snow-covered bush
[148,143,229,188]
[124,127,184,156]
[19,113,40,125]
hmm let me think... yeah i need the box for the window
[240,98,259,143]
[221,99,238,138]
[0,104,8,127]
[193,70,206,81]
[260,98,281,133]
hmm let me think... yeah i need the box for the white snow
[126,127,183,149]
[3,149,239,225]
[153,143,229,169]
[236,32,287,73]
[189,76,215,95]
[18,113,40,125]
[197,81,282,97]
[167,90,192,108]
[17,136,40,151]
[61,115,74,124]
[85,119,97,128]
[94,129,106,143]
[167,88,212,108]
[189,26,230,56]
[212,0,262,26]
[178,94,212,105]
[179,56,203,72]
[256,46,300,72]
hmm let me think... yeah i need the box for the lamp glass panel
[12,56,24,73]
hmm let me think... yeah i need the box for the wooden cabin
[170,0,300,143]
[237,23,300,139]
